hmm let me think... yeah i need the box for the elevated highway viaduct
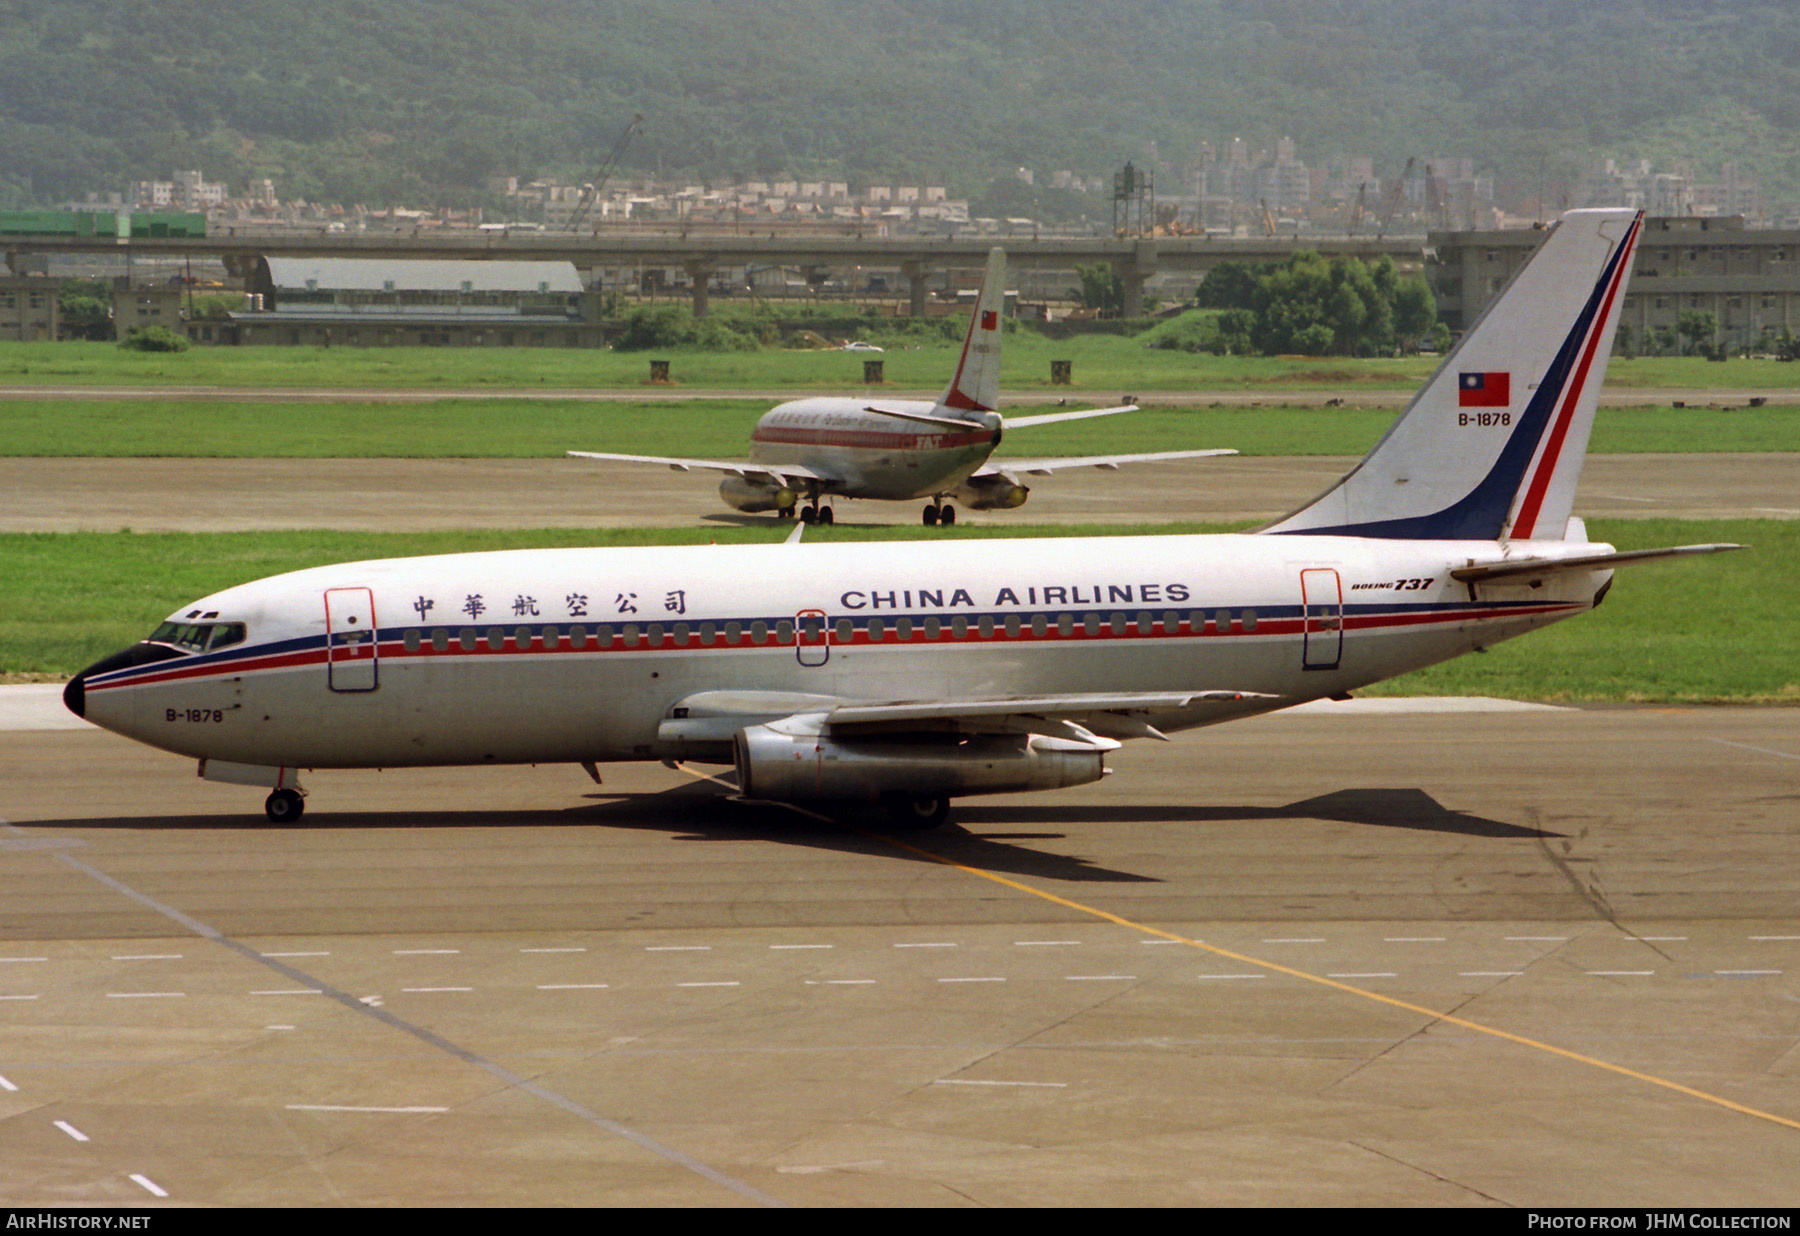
[7,230,1429,317]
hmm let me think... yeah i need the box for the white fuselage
[747,398,999,500]
[81,533,1608,771]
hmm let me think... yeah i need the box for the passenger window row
[394,609,1258,653]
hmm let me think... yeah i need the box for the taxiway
[2,703,1796,1205]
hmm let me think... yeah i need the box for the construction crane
[1377,156,1415,240]
[1349,182,1367,236]
[565,114,644,232]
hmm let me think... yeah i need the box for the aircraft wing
[825,690,1276,742]
[976,448,1238,477]
[1449,543,1742,584]
[1001,404,1138,429]
[658,687,1278,751]
[566,450,835,484]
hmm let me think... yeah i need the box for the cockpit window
[149,621,246,654]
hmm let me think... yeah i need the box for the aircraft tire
[819,506,834,525]
[265,789,305,823]
[923,504,939,526]
[939,504,956,526]
[800,507,816,524]
[778,505,795,519]
[881,792,950,830]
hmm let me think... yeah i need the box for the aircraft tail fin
[936,247,1006,414]
[1263,207,1643,542]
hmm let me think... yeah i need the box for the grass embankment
[3,519,1787,702]
[1,399,1794,458]
[5,338,1799,394]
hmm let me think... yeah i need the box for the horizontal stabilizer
[1450,543,1742,583]
[980,448,1236,477]
[1001,405,1138,429]
[862,404,989,429]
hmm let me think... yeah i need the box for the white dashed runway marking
[288,1104,450,1114]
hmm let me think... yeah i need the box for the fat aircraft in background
[65,209,1737,827]
[569,247,1236,526]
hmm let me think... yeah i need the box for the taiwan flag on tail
[1458,371,1510,407]
[980,310,998,330]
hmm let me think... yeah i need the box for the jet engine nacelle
[733,722,1106,804]
[952,474,1029,511]
[719,476,798,513]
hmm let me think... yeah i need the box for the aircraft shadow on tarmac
[26,785,1551,887]
[957,787,1557,840]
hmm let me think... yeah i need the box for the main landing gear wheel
[265,788,305,823]
[817,505,834,525]
[799,506,816,524]
[938,503,956,526]
[881,792,950,830]
[923,503,940,526]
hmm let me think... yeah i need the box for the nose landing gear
[923,502,956,526]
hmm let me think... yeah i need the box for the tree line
[1193,253,1445,357]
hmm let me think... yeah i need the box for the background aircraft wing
[976,448,1238,477]
[1000,404,1138,428]
[566,450,835,484]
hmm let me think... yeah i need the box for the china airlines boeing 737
[65,209,1736,827]
[569,247,1236,526]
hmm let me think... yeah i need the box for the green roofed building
[235,257,602,347]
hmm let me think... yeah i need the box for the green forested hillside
[1,0,1795,208]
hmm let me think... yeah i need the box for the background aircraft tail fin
[1263,207,1643,542]
[936,247,1006,414]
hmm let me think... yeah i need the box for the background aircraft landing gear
[777,505,796,519]
[265,788,305,822]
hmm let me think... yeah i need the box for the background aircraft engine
[719,476,798,513]
[733,724,1106,804]
[951,475,1029,510]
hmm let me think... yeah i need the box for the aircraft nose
[63,642,185,722]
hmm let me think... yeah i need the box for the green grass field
[5,338,1799,394]
[3,519,1787,702]
[1,398,1794,458]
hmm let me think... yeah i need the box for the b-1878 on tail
[66,210,1738,827]
[569,248,1236,526]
